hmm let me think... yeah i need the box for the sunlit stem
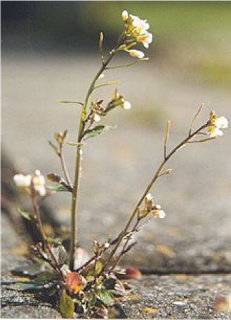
[102,122,209,273]
[69,36,125,271]
[93,81,119,91]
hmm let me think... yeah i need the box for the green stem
[69,38,125,270]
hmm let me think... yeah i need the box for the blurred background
[2,2,231,271]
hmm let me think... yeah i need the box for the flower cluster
[121,10,152,60]
[122,10,153,49]
[14,170,46,196]
[90,101,104,123]
[140,193,166,219]
[208,111,228,138]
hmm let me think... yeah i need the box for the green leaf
[103,278,116,290]
[85,291,97,307]
[59,291,75,319]
[18,208,32,221]
[12,263,43,277]
[47,237,62,245]
[47,184,69,192]
[96,289,114,306]
[35,271,57,283]
[51,245,68,265]
[83,125,116,140]
[95,261,102,275]
[14,271,58,292]
[15,281,45,292]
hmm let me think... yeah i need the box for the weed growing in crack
[12,10,228,319]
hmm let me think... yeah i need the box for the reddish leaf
[66,272,86,294]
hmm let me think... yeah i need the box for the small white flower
[137,32,153,48]
[128,49,145,59]
[93,113,101,122]
[208,127,224,138]
[214,116,228,129]
[130,14,149,35]
[158,210,166,219]
[144,193,154,212]
[33,170,46,196]
[146,193,153,201]
[104,242,110,249]
[208,111,228,138]
[14,174,31,187]
[152,209,166,219]
[98,73,105,80]
[123,101,132,110]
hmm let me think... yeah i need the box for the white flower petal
[122,10,128,21]
[215,116,228,129]
[123,101,132,110]
[14,174,31,187]
[158,210,166,219]
[146,193,153,201]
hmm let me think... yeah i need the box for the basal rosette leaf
[58,291,75,319]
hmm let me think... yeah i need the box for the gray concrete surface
[122,274,231,319]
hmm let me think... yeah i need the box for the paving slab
[1,212,231,318]
[121,274,231,319]
[2,54,231,274]
[1,214,62,318]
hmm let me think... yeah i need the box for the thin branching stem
[189,103,204,136]
[164,120,171,160]
[31,191,64,279]
[93,81,119,91]
[108,216,141,273]
[69,35,126,270]
[101,122,209,274]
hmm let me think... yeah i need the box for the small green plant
[12,10,228,319]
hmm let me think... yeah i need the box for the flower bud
[122,10,128,21]
[128,49,145,59]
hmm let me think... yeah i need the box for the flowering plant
[12,10,228,319]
